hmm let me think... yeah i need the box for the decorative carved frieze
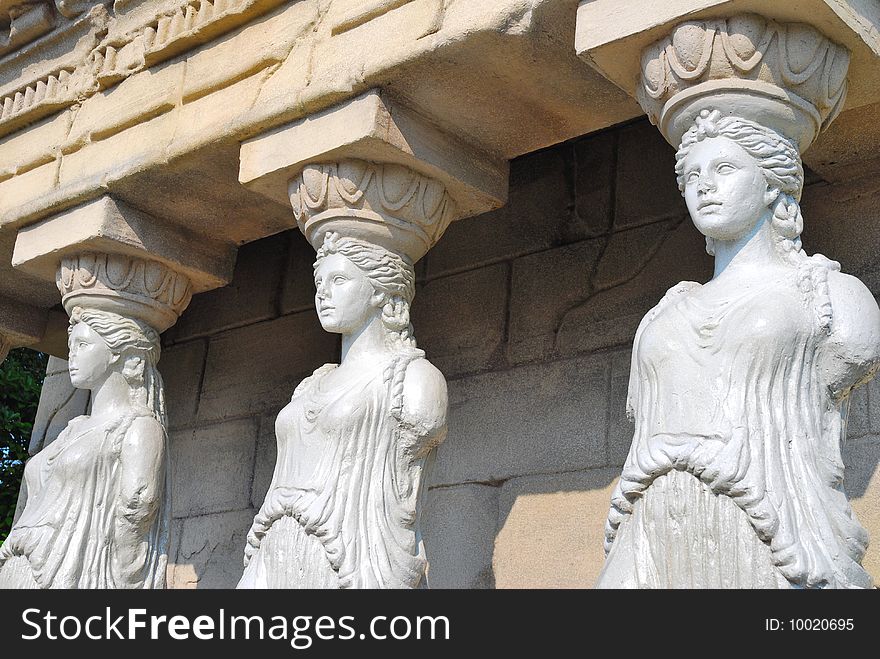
[0,0,286,136]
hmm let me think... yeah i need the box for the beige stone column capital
[239,88,509,256]
[12,195,236,333]
[576,1,880,152]
[289,159,458,264]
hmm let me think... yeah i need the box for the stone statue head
[675,109,805,259]
[68,307,166,425]
[313,232,417,349]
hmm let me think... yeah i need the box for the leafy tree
[0,348,48,543]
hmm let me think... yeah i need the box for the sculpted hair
[675,109,805,262]
[675,109,836,331]
[315,232,418,350]
[70,307,167,428]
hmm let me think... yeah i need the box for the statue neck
[711,214,779,280]
[90,372,136,420]
[341,314,390,366]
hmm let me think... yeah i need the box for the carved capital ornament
[289,159,458,263]
[57,252,192,333]
[638,14,850,151]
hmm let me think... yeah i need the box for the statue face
[68,321,115,389]
[682,136,773,242]
[314,253,380,334]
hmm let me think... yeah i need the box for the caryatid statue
[0,252,191,588]
[598,15,880,588]
[239,160,454,589]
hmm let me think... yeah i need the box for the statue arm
[399,358,448,458]
[822,270,880,400]
[113,415,166,587]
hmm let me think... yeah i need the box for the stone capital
[12,195,236,332]
[239,88,509,260]
[576,0,880,151]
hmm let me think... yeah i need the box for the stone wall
[25,118,880,588]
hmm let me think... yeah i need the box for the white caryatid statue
[598,15,880,589]
[0,252,191,588]
[239,160,453,589]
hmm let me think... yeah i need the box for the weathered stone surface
[801,182,880,293]
[508,240,602,365]
[426,146,572,278]
[555,219,709,355]
[843,436,880,580]
[606,348,634,467]
[614,122,686,229]
[422,483,499,589]
[494,469,619,588]
[165,232,286,343]
[430,354,610,486]
[158,339,207,430]
[197,311,337,422]
[168,508,256,589]
[29,357,90,455]
[250,412,277,510]
[413,264,508,377]
[170,418,258,518]
[847,380,870,439]
[570,130,615,239]
[279,230,319,315]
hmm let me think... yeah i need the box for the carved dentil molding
[0,0,285,136]
[289,159,458,263]
[57,252,192,332]
[639,14,850,150]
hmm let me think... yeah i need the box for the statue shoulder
[821,270,880,397]
[826,270,880,357]
[400,357,448,435]
[292,363,338,399]
[121,415,165,459]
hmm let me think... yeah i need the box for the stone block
[165,232,286,343]
[66,61,185,146]
[158,339,207,430]
[197,311,338,422]
[0,110,71,179]
[425,146,572,278]
[555,219,710,355]
[251,412,278,509]
[508,240,603,365]
[801,182,880,293]
[614,121,686,230]
[58,111,177,191]
[494,468,619,588]
[413,264,508,377]
[430,354,611,486]
[169,71,267,158]
[170,418,258,518]
[607,348,634,467]
[168,508,256,589]
[0,160,58,222]
[570,130,615,239]
[279,230,319,315]
[422,483,499,589]
[29,360,90,455]
[847,381,870,439]
[843,435,880,582]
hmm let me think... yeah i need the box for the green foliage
[0,348,48,543]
